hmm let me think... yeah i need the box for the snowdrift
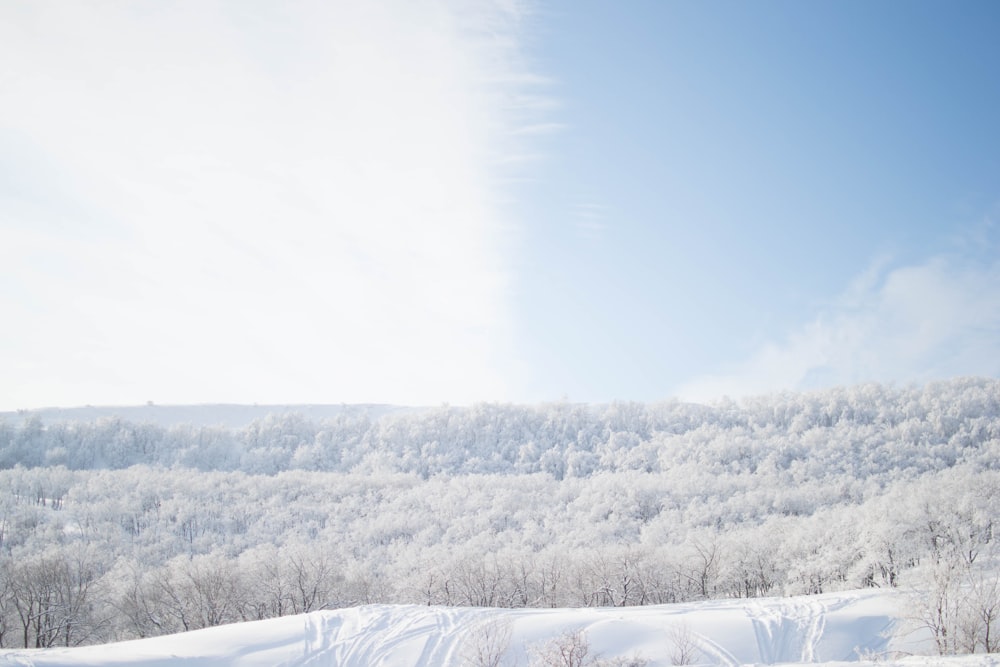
[1,588,993,667]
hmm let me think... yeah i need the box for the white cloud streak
[675,246,1000,403]
[0,0,541,409]
[572,202,608,242]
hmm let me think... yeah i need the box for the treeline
[3,377,999,478]
[0,378,997,652]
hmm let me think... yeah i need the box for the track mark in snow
[300,611,343,663]
[801,600,826,662]
[292,604,469,667]
[288,605,381,666]
[367,607,456,665]
[690,630,741,667]
[745,598,827,664]
[746,601,780,664]
[338,606,426,666]
[414,606,466,667]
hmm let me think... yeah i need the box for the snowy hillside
[1,379,998,660]
[0,589,973,666]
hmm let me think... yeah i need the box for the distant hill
[0,403,414,428]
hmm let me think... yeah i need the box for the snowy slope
[1,588,992,667]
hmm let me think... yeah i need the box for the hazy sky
[2,1,999,409]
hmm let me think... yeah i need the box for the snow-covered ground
[1,588,994,667]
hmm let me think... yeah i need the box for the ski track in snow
[746,597,831,664]
[286,605,471,667]
[690,629,742,667]
[416,606,463,666]
[287,610,344,666]
[802,599,826,662]
[0,590,952,667]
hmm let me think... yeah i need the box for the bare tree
[968,568,1000,653]
[153,553,246,632]
[907,561,960,655]
[5,547,106,648]
[461,616,513,667]
[957,565,1000,654]
[108,559,168,638]
[530,629,592,667]
[904,530,1000,655]
[529,628,648,667]
[685,538,720,600]
[0,561,14,647]
[287,546,341,612]
[595,656,649,667]
[668,622,699,665]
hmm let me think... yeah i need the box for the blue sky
[2,1,999,409]
[514,0,1000,401]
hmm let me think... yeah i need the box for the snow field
[0,588,977,667]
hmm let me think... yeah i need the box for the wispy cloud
[572,202,608,242]
[0,1,543,408]
[675,236,1000,402]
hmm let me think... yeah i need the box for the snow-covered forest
[1,378,998,657]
